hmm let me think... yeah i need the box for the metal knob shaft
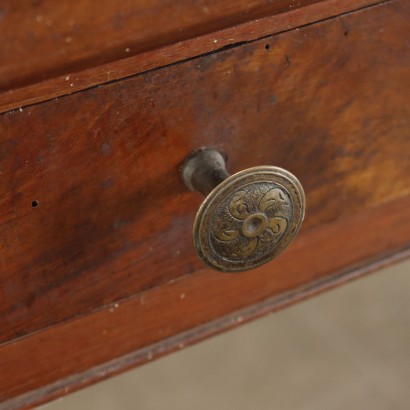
[181,148,305,272]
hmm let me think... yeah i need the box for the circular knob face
[193,166,305,272]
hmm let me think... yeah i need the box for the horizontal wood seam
[0,0,388,114]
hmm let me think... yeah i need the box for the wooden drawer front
[0,1,410,407]
[1,0,409,344]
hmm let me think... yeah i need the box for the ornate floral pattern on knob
[212,185,290,260]
[193,166,305,272]
[211,182,292,262]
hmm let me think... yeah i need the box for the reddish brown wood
[0,0,409,407]
[0,0,383,114]
[0,0,336,92]
[1,195,410,410]
[1,0,409,346]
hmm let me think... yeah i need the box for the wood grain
[0,0,334,92]
[0,0,383,114]
[1,0,409,346]
[1,1,410,407]
[1,195,410,410]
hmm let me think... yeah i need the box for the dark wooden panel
[0,0,409,346]
[0,0,382,113]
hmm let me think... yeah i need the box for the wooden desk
[0,1,409,408]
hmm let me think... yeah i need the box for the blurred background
[46,259,410,410]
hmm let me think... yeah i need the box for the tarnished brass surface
[182,149,305,272]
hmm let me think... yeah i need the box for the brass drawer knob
[181,148,305,272]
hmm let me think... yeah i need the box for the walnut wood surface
[1,197,410,410]
[0,0,382,113]
[0,0,410,408]
[1,0,409,345]
[0,0,331,92]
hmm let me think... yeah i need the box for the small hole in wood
[265,44,270,50]
[31,200,39,208]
